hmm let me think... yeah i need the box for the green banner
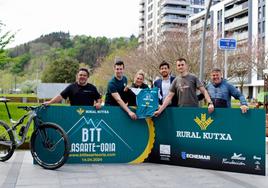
[37,106,155,163]
[149,107,266,175]
[36,106,266,175]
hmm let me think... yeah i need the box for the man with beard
[153,61,177,106]
[105,60,137,120]
[154,58,214,117]
[43,68,102,108]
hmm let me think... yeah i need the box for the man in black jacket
[153,61,177,106]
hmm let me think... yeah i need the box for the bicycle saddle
[0,98,10,102]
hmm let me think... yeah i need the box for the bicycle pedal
[19,126,25,136]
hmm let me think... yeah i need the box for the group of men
[44,58,248,119]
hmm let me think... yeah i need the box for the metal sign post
[219,38,237,79]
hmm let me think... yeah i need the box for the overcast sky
[0,0,140,47]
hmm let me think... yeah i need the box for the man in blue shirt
[105,60,137,120]
[206,68,248,113]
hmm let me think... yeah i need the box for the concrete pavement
[0,148,268,188]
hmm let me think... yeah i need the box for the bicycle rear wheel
[30,123,70,170]
[0,121,15,161]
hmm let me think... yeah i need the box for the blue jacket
[206,79,247,108]
[153,75,177,106]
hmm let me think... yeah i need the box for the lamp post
[199,0,213,81]
[263,69,268,113]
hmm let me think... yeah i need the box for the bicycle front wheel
[30,123,70,170]
[0,121,15,161]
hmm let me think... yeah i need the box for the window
[217,10,222,21]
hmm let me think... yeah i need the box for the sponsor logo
[194,113,213,130]
[77,108,85,115]
[253,155,262,171]
[176,113,232,141]
[231,153,246,161]
[181,151,187,160]
[222,153,246,166]
[160,144,170,155]
[160,144,171,161]
[253,155,261,160]
[77,108,110,115]
[222,158,246,166]
[255,165,261,171]
[176,131,232,141]
[181,151,210,161]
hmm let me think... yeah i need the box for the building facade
[188,0,268,99]
[138,0,222,49]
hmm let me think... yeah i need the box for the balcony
[139,29,145,36]
[139,6,145,13]
[224,16,248,31]
[139,14,145,20]
[232,31,248,42]
[161,25,187,33]
[138,37,145,43]
[225,1,248,18]
[161,7,192,16]
[139,22,145,27]
[161,16,188,25]
[191,19,211,32]
[139,0,145,5]
[161,0,190,6]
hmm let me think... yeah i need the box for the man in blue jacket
[206,68,248,113]
[153,61,177,106]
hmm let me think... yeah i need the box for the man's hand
[208,103,214,114]
[153,110,161,117]
[42,101,50,106]
[95,102,102,110]
[128,111,137,120]
[240,105,249,113]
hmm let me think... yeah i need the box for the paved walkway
[1,148,268,188]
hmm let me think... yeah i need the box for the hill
[0,32,138,93]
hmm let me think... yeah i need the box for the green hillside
[0,31,138,94]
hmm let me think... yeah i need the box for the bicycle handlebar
[17,105,45,111]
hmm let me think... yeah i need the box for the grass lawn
[0,93,37,97]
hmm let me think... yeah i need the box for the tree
[0,21,15,50]
[0,21,15,69]
[42,55,79,83]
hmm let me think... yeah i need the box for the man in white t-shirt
[153,61,177,106]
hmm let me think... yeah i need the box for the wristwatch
[208,101,213,106]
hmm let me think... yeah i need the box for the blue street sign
[219,38,237,50]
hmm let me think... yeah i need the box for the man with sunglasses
[154,58,214,117]
[44,68,102,108]
[105,60,137,120]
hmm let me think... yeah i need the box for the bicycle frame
[2,101,43,148]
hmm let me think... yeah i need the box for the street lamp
[263,69,268,113]
[199,0,213,81]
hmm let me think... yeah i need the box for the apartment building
[138,0,222,49]
[188,0,267,99]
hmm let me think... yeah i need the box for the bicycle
[0,98,70,170]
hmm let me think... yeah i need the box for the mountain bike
[0,98,70,170]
